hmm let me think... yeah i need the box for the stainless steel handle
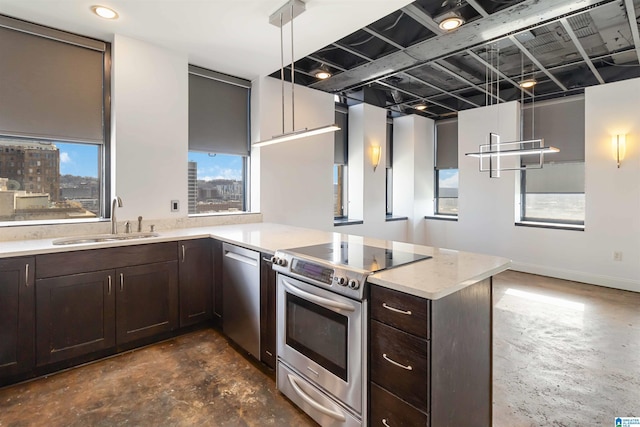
[382,419,391,427]
[382,353,413,371]
[224,250,258,267]
[108,275,112,295]
[262,257,273,263]
[119,273,124,292]
[382,302,412,316]
[287,374,346,422]
[25,263,29,287]
[181,245,186,263]
[282,279,355,312]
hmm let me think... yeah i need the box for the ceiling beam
[559,18,605,84]
[430,62,506,103]
[306,54,347,72]
[622,0,640,64]
[401,4,445,35]
[361,27,405,50]
[332,42,373,62]
[464,0,489,18]
[311,0,615,92]
[401,72,481,107]
[376,81,457,114]
[465,49,534,96]
[508,35,569,91]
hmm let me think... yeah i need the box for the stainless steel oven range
[271,241,431,427]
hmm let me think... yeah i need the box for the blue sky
[57,142,98,177]
[56,143,244,181]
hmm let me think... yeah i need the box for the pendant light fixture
[253,0,340,148]
[464,45,558,177]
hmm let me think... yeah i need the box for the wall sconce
[612,134,626,168]
[371,145,381,171]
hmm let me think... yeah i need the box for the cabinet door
[0,257,34,379]
[36,270,116,366]
[260,254,276,369]
[212,239,223,323]
[178,239,213,327]
[116,261,178,345]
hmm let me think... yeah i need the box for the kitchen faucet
[111,196,123,234]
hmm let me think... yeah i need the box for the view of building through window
[436,169,459,215]
[0,138,100,222]
[188,152,245,214]
[334,164,347,218]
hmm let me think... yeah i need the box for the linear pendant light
[253,0,340,148]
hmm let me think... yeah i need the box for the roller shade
[386,122,393,168]
[189,67,250,156]
[334,109,348,165]
[435,119,458,169]
[522,96,584,163]
[0,23,105,143]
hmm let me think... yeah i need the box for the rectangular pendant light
[253,124,341,148]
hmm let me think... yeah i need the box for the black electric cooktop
[286,242,431,273]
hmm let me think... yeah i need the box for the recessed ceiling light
[91,5,119,20]
[519,78,537,89]
[414,104,427,110]
[314,70,331,79]
[438,14,465,31]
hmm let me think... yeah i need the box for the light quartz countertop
[0,222,510,300]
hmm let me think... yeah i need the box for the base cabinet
[178,239,213,328]
[36,270,115,366]
[116,261,179,345]
[369,279,492,427]
[260,254,276,369]
[0,257,34,381]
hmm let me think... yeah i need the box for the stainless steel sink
[52,232,160,245]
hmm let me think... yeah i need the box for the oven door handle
[287,374,347,422]
[282,279,355,312]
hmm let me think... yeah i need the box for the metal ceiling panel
[368,10,434,48]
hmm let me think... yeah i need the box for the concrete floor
[0,271,638,426]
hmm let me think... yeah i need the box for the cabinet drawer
[370,284,429,339]
[371,320,428,412]
[36,242,177,279]
[370,382,429,427]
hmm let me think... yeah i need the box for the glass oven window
[286,293,348,381]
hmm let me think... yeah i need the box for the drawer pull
[108,275,112,295]
[382,419,391,427]
[382,303,412,316]
[382,353,413,371]
[25,263,29,287]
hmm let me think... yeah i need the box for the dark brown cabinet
[260,254,276,369]
[36,270,115,366]
[178,239,213,328]
[369,279,492,427]
[0,257,34,380]
[35,242,178,366]
[212,239,223,325]
[116,261,179,345]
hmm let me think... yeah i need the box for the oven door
[277,274,363,414]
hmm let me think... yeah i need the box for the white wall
[393,114,434,244]
[331,104,407,242]
[250,76,335,230]
[425,86,640,292]
[112,35,188,222]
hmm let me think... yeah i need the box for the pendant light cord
[280,13,285,135]
[290,2,295,131]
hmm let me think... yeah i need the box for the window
[434,119,458,216]
[520,96,585,225]
[334,106,348,218]
[0,16,109,223]
[385,121,393,216]
[188,66,251,215]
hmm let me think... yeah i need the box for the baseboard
[509,262,640,293]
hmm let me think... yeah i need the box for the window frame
[334,164,348,219]
[434,168,459,217]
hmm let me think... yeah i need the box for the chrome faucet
[111,196,123,234]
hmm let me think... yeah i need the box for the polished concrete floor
[1,271,639,426]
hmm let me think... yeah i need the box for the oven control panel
[272,250,368,300]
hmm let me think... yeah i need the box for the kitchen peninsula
[0,222,509,426]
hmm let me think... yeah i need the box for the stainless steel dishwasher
[222,242,261,358]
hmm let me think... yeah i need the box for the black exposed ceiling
[270,0,640,119]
